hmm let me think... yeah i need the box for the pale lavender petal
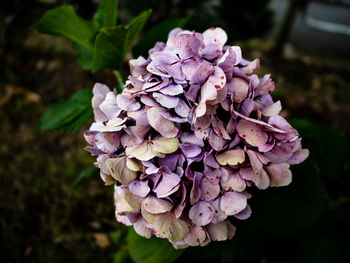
[189,201,214,226]
[153,92,179,108]
[220,192,247,215]
[159,84,183,96]
[129,180,150,198]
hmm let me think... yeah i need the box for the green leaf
[113,248,130,263]
[72,165,99,189]
[248,160,329,234]
[92,25,128,72]
[34,5,98,51]
[127,228,183,263]
[93,0,118,28]
[92,9,152,72]
[133,16,190,57]
[110,229,125,245]
[39,89,93,132]
[72,43,94,70]
[290,119,350,181]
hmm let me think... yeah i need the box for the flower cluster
[84,27,309,248]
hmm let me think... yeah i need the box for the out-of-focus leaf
[72,43,94,70]
[133,16,190,57]
[295,228,349,263]
[34,5,98,51]
[291,119,350,181]
[249,160,329,234]
[110,229,126,245]
[127,228,182,263]
[92,25,128,72]
[92,10,152,72]
[93,0,118,27]
[113,248,130,263]
[39,89,93,132]
[73,165,98,189]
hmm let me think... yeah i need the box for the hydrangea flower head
[84,27,309,248]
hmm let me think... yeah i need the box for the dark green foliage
[38,89,93,132]
[34,5,98,51]
[73,165,99,190]
[127,229,183,263]
[119,0,274,41]
[133,16,190,58]
[92,10,152,73]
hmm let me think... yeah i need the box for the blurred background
[1,0,350,262]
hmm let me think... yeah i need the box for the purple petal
[159,84,184,96]
[152,92,179,108]
[220,192,247,215]
[189,201,214,226]
[117,93,141,111]
[200,177,220,201]
[236,119,268,147]
[129,180,150,198]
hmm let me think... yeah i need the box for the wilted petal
[133,217,153,238]
[184,226,207,246]
[152,136,179,154]
[203,27,227,47]
[240,58,260,75]
[207,221,232,241]
[211,197,227,224]
[174,183,187,218]
[153,212,190,242]
[255,74,275,96]
[147,107,178,138]
[215,149,245,166]
[212,116,231,140]
[266,163,292,187]
[189,201,215,226]
[175,99,191,118]
[237,119,268,147]
[126,141,163,161]
[204,150,220,169]
[117,93,141,111]
[208,130,226,152]
[246,149,263,173]
[160,84,184,96]
[153,92,179,108]
[226,78,249,103]
[158,153,179,171]
[288,149,309,165]
[129,180,150,198]
[154,169,181,198]
[129,56,148,77]
[220,170,246,192]
[190,61,215,85]
[179,143,202,158]
[190,172,203,204]
[201,43,222,60]
[200,177,220,201]
[98,93,122,122]
[262,101,282,116]
[105,156,137,184]
[142,195,173,213]
[220,192,247,215]
[115,187,143,213]
[234,204,252,220]
[140,95,160,106]
[186,84,201,102]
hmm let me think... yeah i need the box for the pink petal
[220,192,247,215]
[237,119,268,147]
[189,201,214,226]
